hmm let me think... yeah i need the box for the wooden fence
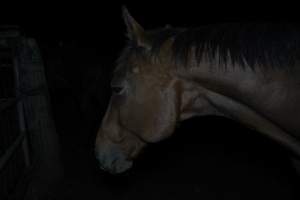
[0,27,62,200]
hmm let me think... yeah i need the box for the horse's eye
[112,86,125,95]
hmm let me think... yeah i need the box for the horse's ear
[122,6,151,49]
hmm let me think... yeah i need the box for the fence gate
[0,27,62,200]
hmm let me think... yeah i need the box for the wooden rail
[0,131,25,171]
[0,27,62,199]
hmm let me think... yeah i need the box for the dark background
[2,2,300,199]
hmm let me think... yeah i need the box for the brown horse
[95,7,300,174]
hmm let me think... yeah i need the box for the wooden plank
[0,98,19,112]
[13,52,30,168]
[0,31,28,199]
[0,131,25,171]
[0,26,20,38]
[16,38,63,199]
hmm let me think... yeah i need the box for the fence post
[17,38,63,200]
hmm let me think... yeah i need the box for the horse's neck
[178,63,300,157]
[179,63,265,112]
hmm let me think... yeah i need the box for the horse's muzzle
[95,142,133,174]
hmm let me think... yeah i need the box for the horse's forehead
[115,55,149,76]
[112,60,140,85]
[114,46,172,83]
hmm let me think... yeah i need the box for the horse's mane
[144,23,300,70]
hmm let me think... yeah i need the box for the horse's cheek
[119,101,142,131]
[119,97,154,134]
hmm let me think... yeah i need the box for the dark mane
[144,23,300,70]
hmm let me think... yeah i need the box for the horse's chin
[96,150,133,174]
[102,159,133,175]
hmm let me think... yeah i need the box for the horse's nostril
[98,163,107,171]
[95,148,133,174]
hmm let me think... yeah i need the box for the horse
[95,7,300,174]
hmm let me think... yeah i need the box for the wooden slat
[0,63,13,68]
[0,98,19,112]
[0,27,20,38]
[0,131,25,171]
[13,50,31,168]
[0,29,27,199]
[18,38,63,199]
